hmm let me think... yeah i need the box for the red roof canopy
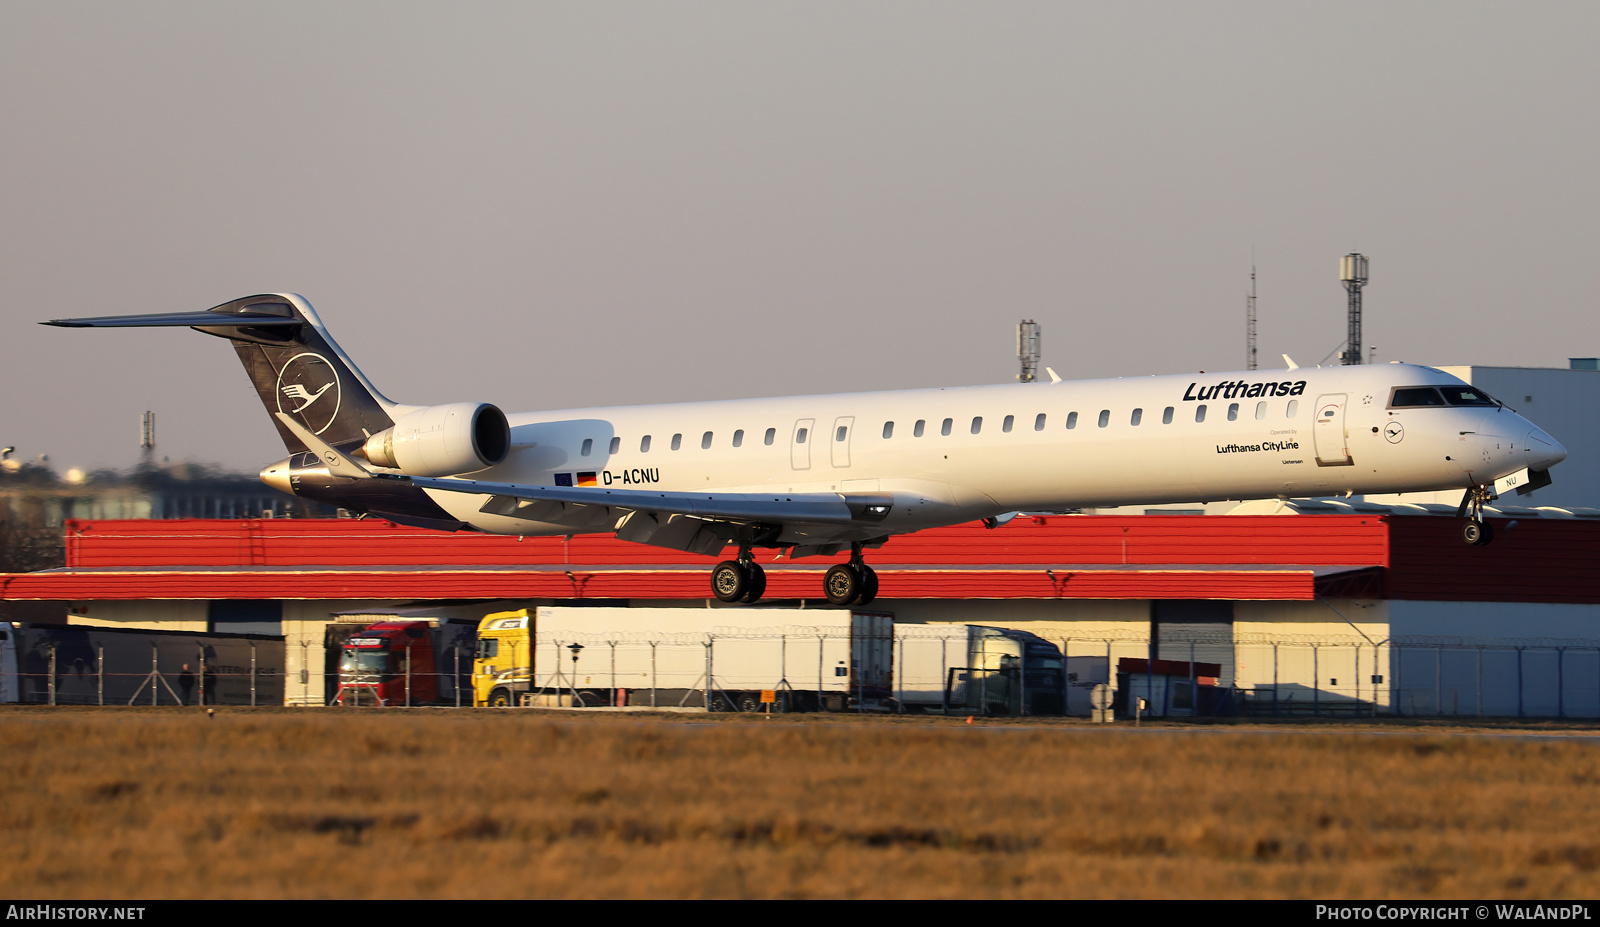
[0,514,1590,603]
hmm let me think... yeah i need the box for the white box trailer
[0,621,286,706]
[478,607,894,712]
[896,625,1067,716]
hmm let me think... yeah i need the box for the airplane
[44,293,1567,605]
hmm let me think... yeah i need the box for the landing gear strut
[823,544,878,607]
[1458,484,1496,547]
[711,544,767,604]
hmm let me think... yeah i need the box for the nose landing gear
[1458,484,1497,546]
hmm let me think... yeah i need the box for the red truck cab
[337,621,438,706]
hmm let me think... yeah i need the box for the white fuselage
[418,362,1566,546]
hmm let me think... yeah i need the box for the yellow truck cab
[472,609,534,707]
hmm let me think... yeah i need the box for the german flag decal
[577,472,598,487]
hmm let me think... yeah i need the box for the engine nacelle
[361,402,510,476]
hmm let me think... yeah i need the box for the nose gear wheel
[1457,484,1498,547]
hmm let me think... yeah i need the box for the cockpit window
[1440,386,1500,407]
[1389,387,1447,408]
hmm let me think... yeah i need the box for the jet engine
[360,402,510,476]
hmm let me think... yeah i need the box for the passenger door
[1313,393,1352,466]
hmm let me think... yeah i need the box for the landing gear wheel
[855,565,878,605]
[739,562,767,603]
[824,564,861,606]
[1463,520,1494,546]
[711,560,748,603]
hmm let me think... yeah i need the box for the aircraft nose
[1525,429,1566,470]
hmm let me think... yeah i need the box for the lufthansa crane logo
[1384,421,1405,444]
[275,352,342,435]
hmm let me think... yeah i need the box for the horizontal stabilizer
[41,311,302,329]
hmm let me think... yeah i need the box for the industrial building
[3,511,1597,717]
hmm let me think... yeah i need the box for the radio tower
[1245,259,1258,370]
[1339,253,1369,365]
[1017,320,1041,383]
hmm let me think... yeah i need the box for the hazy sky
[3,1,1597,473]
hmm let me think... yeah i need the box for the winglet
[273,412,375,479]
[1045,367,1062,383]
[1282,354,1300,370]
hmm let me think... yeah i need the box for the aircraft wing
[408,475,893,527]
[270,411,892,552]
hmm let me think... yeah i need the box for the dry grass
[3,708,1599,899]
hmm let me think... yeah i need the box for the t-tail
[42,294,509,531]
[44,293,397,455]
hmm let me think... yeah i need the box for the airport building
[4,512,1598,717]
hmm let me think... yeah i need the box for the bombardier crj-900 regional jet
[46,294,1567,606]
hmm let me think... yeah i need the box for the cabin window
[732,429,744,447]
[609,437,621,454]
[640,435,652,453]
[671,433,682,451]
[941,418,953,436]
[836,425,848,442]
[1066,412,1078,429]
[1097,410,1110,428]
[882,421,894,439]
[764,428,776,446]
[1130,408,1142,426]
[701,431,713,449]
[1286,400,1298,418]
[1002,415,1014,433]
[581,438,593,456]
[1034,413,1046,431]
[914,419,926,437]
[1162,406,1174,424]
[1255,401,1267,420]
[970,416,983,435]
[796,427,808,443]
[1195,405,1207,423]
[1227,403,1239,421]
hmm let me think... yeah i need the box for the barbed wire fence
[12,626,1600,719]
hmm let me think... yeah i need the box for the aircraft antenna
[1339,253,1368,365]
[1246,255,1258,370]
[1017,319,1041,383]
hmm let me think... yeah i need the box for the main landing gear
[708,542,879,606]
[711,546,767,604]
[1459,484,1496,547]
[823,544,878,607]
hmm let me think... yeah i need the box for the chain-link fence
[8,635,283,706]
[12,624,1600,719]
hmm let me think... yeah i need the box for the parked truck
[333,618,477,706]
[472,606,894,712]
[896,625,1066,716]
[0,621,285,706]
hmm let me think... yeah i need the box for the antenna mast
[1339,253,1368,365]
[1246,258,1257,370]
[1017,320,1041,383]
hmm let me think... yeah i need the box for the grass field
[3,708,1599,899]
